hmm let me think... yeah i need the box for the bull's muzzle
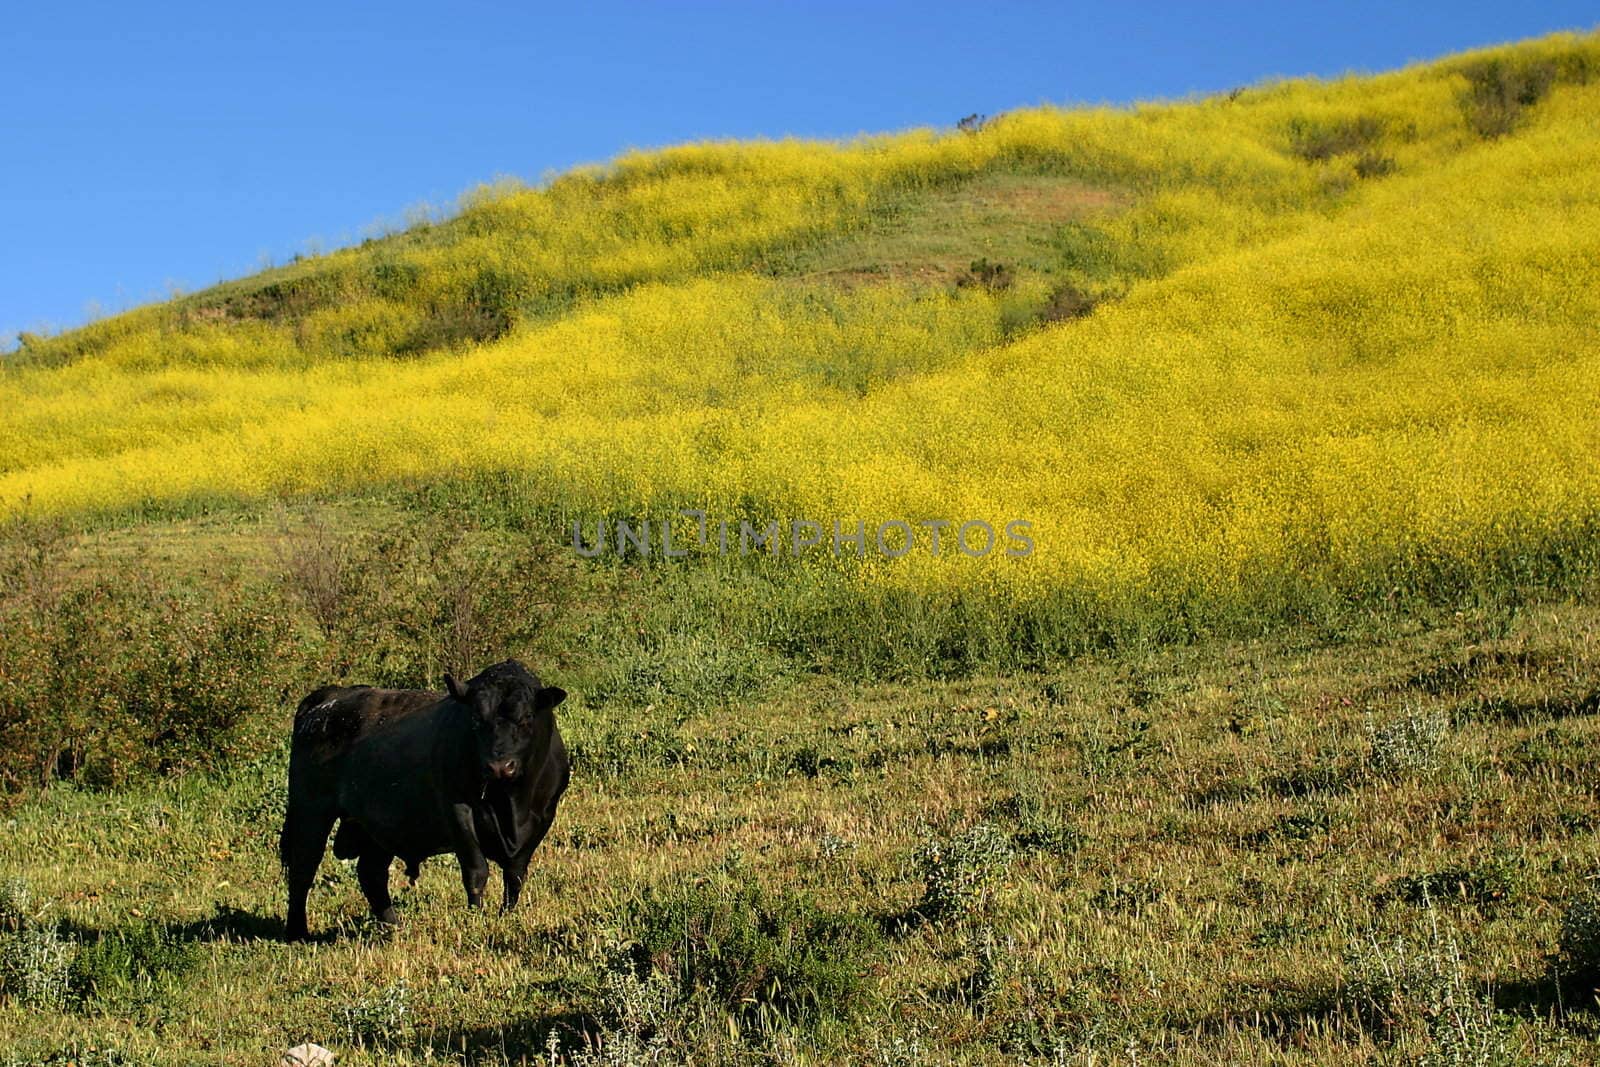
[486,758,520,781]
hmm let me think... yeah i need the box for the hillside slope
[3,32,1599,657]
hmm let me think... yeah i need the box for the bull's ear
[445,674,469,702]
[536,686,567,712]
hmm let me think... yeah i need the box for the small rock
[282,1044,335,1067]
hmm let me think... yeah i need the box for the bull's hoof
[284,925,310,943]
[376,906,400,926]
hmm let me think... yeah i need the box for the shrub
[1036,282,1100,323]
[1459,58,1558,139]
[956,258,1014,291]
[274,514,569,689]
[67,924,199,1006]
[916,824,1015,921]
[273,512,354,641]
[1354,152,1398,179]
[618,878,884,1033]
[1288,115,1387,162]
[0,520,303,794]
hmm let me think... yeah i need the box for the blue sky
[4,1,1595,348]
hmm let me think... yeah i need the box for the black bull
[280,660,569,941]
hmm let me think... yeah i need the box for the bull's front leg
[502,812,555,912]
[447,804,491,907]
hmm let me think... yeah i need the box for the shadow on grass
[874,903,931,939]
[62,904,336,946]
[1460,689,1600,726]
[416,1008,601,1061]
[1181,983,1345,1047]
[166,904,292,943]
[1492,970,1600,1033]
[1400,649,1564,696]
[1185,970,1600,1050]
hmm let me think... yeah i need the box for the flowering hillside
[5,32,1598,653]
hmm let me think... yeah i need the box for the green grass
[5,592,1600,1063]
[763,171,1131,287]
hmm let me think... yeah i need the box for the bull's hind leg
[357,850,399,926]
[280,805,336,942]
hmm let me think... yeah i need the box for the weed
[569,943,678,1066]
[338,980,411,1048]
[1340,913,1520,1064]
[818,833,858,863]
[0,925,73,1010]
[0,879,31,932]
[1557,884,1600,988]
[1368,707,1451,777]
[1382,853,1525,910]
[992,792,1079,856]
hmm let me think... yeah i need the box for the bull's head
[445,660,566,783]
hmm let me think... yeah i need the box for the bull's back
[288,686,444,791]
[293,686,437,746]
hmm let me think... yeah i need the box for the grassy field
[4,28,1600,1066]
[5,588,1600,1064]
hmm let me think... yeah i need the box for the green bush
[1459,58,1558,139]
[916,824,1015,921]
[0,520,302,795]
[67,924,199,1006]
[619,878,884,1033]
